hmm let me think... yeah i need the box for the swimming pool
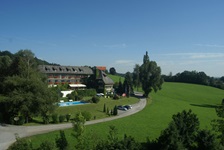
[58,101,88,107]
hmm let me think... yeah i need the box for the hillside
[28,82,224,147]
[85,82,224,141]
[107,74,125,83]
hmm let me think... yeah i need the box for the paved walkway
[0,95,146,150]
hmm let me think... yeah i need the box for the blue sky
[1,0,224,77]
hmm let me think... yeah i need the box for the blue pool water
[58,101,88,107]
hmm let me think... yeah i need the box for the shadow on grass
[190,103,220,109]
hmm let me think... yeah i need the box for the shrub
[91,96,100,103]
[66,94,74,101]
[52,114,59,124]
[18,116,25,125]
[42,115,50,124]
[113,105,118,116]
[113,94,120,100]
[38,141,56,150]
[8,134,33,150]
[66,114,71,122]
[81,111,92,121]
[55,130,68,150]
[76,95,83,101]
[12,116,25,125]
[59,115,66,123]
[103,103,106,112]
[77,89,97,97]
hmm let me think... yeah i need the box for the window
[66,67,71,72]
[72,68,77,72]
[45,67,50,71]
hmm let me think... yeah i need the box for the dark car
[117,105,127,111]
[124,105,132,110]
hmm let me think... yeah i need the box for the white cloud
[160,52,224,59]
[115,60,135,65]
[156,52,224,77]
[195,44,224,48]
[189,53,224,59]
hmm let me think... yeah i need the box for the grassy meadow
[55,96,139,120]
[27,82,224,148]
[107,74,124,83]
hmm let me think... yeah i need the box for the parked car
[124,105,132,110]
[117,105,127,111]
[96,93,104,97]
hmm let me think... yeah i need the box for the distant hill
[0,50,59,66]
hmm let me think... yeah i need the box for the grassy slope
[84,82,224,141]
[107,74,124,83]
[28,82,224,148]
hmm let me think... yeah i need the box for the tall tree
[123,72,133,97]
[0,55,12,91]
[0,50,58,124]
[139,51,163,97]
[157,110,200,149]
[133,64,141,91]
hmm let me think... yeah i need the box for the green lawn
[55,96,139,120]
[107,74,124,83]
[26,82,224,148]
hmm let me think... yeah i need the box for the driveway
[0,95,146,150]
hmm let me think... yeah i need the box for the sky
[1,0,224,77]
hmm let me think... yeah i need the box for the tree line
[163,71,224,90]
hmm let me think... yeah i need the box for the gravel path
[0,95,146,150]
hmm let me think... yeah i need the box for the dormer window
[72,68,77,72]
[66,67,71,72]
[45,67,50,71]
[52,67,57,71]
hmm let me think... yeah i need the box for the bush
[113,105,118,116]
[66,114,71,122]
[81,111,92,121]
[77,89,97,97]
[55,130,68,150]
[103,103,106,112]
[8,134,33,150]
[59,115,65,123]
[113,94,120,100]
[12,116,25,125]
[91,96,100,103]
[52,114,59,124]
[66,94,74,101]
[42,115,50,124]
[38,141,56,150]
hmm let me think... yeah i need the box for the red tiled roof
[96,66,106,71]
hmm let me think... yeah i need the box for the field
[27,82,224,148]
[55,96,139,120]
[107,74,124,83]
